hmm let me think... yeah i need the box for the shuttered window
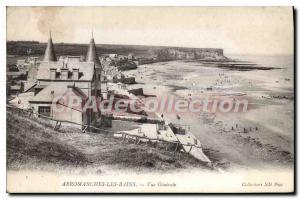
[38,106,51,117]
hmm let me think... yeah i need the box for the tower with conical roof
[86,31,101,67]
[43,32,57,62]
[86,32,102,98]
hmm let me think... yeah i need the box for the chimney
[61,68,69,80]
[72,68,79,80]
[50,68,56,80]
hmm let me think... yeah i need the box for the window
[98,74,101,81]
[55,72,60,79]
[97,90,101,97]
[38,106,51,117]
[68,71,72,79]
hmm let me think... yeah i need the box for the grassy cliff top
[7,108,211,174]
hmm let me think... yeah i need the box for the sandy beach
[123,55,294,171]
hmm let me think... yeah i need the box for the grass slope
[7,109,209,173]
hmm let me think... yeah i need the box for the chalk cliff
[155,47,227,61]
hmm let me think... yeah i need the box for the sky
[7,6,293,55]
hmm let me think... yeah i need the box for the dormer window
[61,68,68,80]
[72,69,79,80]
[68,71,72,79]
[50,68,56,80]
[55,72,60,79]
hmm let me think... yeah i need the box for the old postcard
[6,6,294,193]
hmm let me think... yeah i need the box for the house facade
[29,34,102,126]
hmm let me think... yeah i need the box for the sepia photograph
[5,6,294,193]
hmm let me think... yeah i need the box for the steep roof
[29,84,86,103]
[86,37,101,67]
[36,61,94,81]
[29,84,67,103]
[43,35,57,62]
[23,81,37,93]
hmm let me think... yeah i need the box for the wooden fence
[7,105,202,154]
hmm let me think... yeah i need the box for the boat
[115,122,211,165]
[168,123,211,164]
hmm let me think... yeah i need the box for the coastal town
[7,33,218,167]
[7,30,294,175]
[7,28,295,172]
[5,6,295,194]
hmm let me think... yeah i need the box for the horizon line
[6,40,294,56]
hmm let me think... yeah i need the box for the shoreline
[123,59,294,171]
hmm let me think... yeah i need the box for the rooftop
[36,61,94,81]
[29,83,86,103]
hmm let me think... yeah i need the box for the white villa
[28,34,102,126]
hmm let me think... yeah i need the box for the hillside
[7,107,211,173]
[7,41,227,60]
[7,41,167,57]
